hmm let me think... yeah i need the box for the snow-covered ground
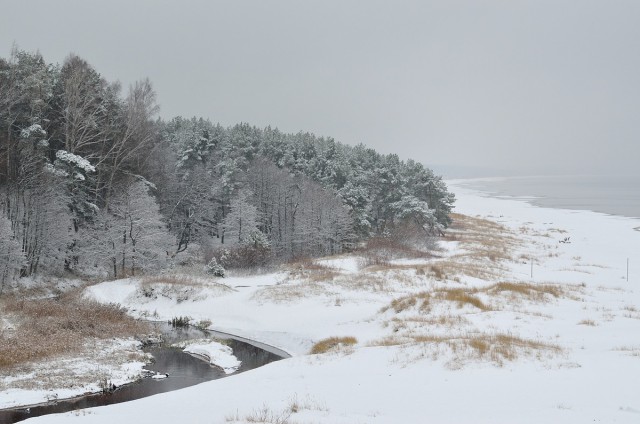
[0,339,148,410]
[14,183,640,423]
[179,340,242,374]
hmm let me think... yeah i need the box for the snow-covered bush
[54,150,96,174]
[205,257,225,277]
[20,124,47,140]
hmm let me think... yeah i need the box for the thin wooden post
[530,258,533,279]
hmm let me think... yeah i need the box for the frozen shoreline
[449,176,640,221]
[0,339,148,410]
[8,184,640,423]
[179,340,241,374]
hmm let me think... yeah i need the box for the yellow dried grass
[310,336,358,354]
[0,293,148,369]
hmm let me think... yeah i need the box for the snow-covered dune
[26,185,640,423]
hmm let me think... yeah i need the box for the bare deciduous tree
[103,178,171,277]
[96,78,159,208]
[0,209,25,294]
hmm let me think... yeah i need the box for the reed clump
[0,293,148,369]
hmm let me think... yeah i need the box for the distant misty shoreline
[448,175,640,221]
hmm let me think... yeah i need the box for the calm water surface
[0,323,286,423]
[457,175,640,219]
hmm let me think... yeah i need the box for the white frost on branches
[82,179,173,277]
[55,150,96,173]
[0,212,26,291]
[392,195,442,236]
[20,124,47,139]
[44,163,69,177]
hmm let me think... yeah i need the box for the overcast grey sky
[2,0,639,177]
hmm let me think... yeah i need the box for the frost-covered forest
[0,48,454,288]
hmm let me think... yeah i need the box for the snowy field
[13,183,640,423]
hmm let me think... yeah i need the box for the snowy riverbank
[16,183,640,423]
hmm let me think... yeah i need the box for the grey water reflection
[0,323,285,423]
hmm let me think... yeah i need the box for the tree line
[0,48,454,290]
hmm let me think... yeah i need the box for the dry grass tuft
[141,274,202,286]
[253,280,335,303]
[485,282,564,299]
[310,336,358,354]
[226,406,292,424]
[0,293,148,369]
[361,213,520,280]
[382,287,490,314]
[141,274,233,291]
[372,332,561,366]
[226,395,328,424]
[466,333,561,363]
[621,304,640,320]
[369,335,411,347]
[386,292,428,313]
[432,260,500,281]
[387,315,470,333]
[613,346,640,358]
[358,236,432,269]
[435,288,489,311]
[577,319,597,326]
[429,264,447,280]
[381,281,567,316]
[438,213,522,280]
[137,274,232,303]
[286,259,342,283]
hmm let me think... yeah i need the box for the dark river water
[0,323,287,423]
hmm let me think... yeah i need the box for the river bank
[0,323,284,423]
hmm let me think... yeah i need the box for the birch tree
[55,54,112,159]
[96,79,159,208]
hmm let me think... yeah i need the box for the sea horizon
[448,174,640,221]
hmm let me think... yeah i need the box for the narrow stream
[0,323,287,423]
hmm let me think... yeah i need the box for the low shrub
[205,257,225,277]
[358,234,433,269]
[194,319,212,330]
[169,316,192,328]
[203,244,271,271]
[310,336,358,354]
